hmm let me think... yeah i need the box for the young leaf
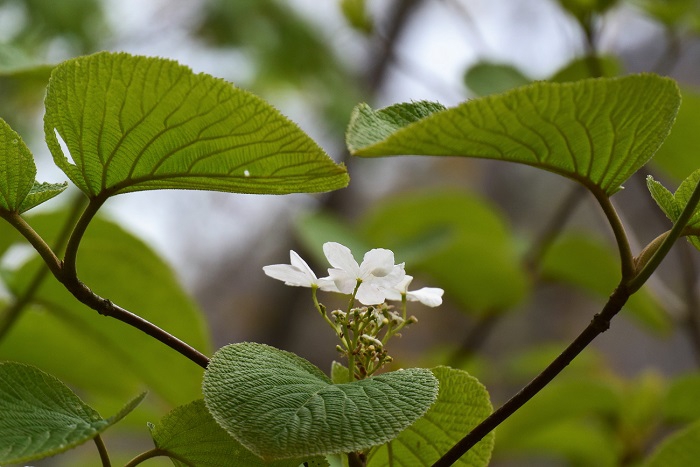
[0,119,65,213]
[647,170,700,250]
[347,74,680,196]
[150,399,305,467]
[464,61,531,96]
[44,51,348,199]
[367,366,494,467]
[202,343,438,460]
[0,361,144,464]
[643,419,700,467]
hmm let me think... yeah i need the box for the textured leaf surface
[203,343,438,460]
[541,233,671,332]
[347,75,680,196]
[0,119,65,213]
[647,171,700,250]
[644,419,700,467]
[0,210,210,409]
[150,399,304,467]
[44,51,348,198]
[0,362,144,464]
[367,366,494,467]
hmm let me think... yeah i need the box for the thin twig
[0,197,85,340]
[124,448,172,467]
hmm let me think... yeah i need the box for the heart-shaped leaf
[367,366,494,467]
[203,343,438,460]
[44,51,348,199]
[150,399,306,467]
[347,74,680,196]
[0,361,144,464]
[0,118,65,213]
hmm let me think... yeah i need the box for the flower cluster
[263,242,443,380]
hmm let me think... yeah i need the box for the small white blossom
[385,275,444,307]
[323,242,405,305]
[263,250,337,290]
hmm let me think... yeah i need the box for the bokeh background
[2,0,700,465]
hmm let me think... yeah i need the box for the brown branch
[433,284,631,466]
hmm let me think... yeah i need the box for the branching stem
[592,189,635,280]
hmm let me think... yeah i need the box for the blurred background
[2,0,700,465]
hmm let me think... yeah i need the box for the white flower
[323,242,405,305]
[263,250,337,290]
[385,275,444,307]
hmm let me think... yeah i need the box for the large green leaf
[643,419,700,467]
[203,343,438,460]
[0,118,66,213]
[0,361,144,464]
[150,399,306,467]
[347,75,680,196]
[44,51,348,199]
[367,366,494,467]
[360,190,528,313]
[0,210,210,409]
[540,233,671,332]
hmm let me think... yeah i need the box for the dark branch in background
[448,184,586,365]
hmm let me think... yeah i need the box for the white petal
[317,276,340,292]
[393,275,413,294]
[262,264,312,287]
[289,250,317,281]
[323,242,359,275]
[355,282,387,305]
[372,263,405,289]
[328,268,357,294]
[360,248,395,277]
[407,287,444,307]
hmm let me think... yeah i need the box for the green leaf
[0,210,210,408]
[663,373,700,423]
[367,366,494,467]
[44,51,348,199]
[347,74,680,196]
[643,419,700,467]
[549,55,621,82]
[150,399,305,467]
[360,190,528,313]
[647,170,700,250]
[464,61,531,96]
[340,0,373,34]
[18,181,69,213]
[495,419,619,467]
[330,360,351,384]
[0,118,65,213]
[0,361,144,464]
[203,343,438,460]
[540,233,671,332]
